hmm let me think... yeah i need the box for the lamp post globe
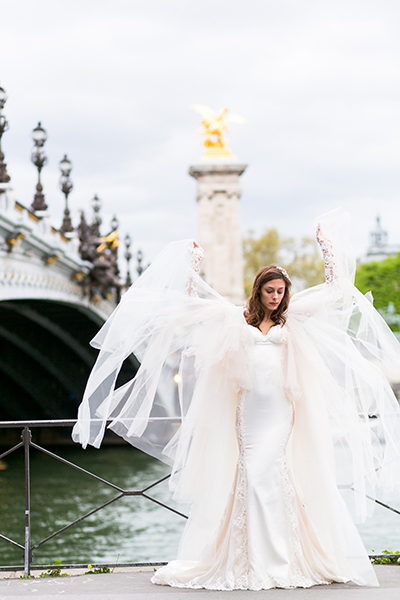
[92,193,101,214]
[59,154,72,177]
[32,122,47,147]
[111,215,119,231]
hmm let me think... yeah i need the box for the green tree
[243,229,325,297]
[355,254,400,325]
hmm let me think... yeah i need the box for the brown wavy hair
[244,265,291,328]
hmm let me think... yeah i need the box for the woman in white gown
[72,209,400,590]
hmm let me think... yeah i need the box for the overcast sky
[2,0,400,268]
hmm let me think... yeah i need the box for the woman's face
[260,279,285,314]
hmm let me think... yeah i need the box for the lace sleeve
[316,224,338,284]
[185,243,204,297]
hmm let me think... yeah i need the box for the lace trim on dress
[230,388,250,588]
[185,246,204,297]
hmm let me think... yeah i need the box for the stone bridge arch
[0,193,138,423]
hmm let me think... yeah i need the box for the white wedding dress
[151,325,376,590]
[72,209,400,590]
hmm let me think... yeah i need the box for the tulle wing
[72,239,253,556]
[286,208,400,521]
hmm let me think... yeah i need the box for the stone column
[189,161,247,305]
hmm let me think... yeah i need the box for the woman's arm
[316,224,338,284]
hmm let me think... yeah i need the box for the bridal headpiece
[275,266,291,284]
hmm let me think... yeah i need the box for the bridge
[0,191,137,425]
[0,87,137,428]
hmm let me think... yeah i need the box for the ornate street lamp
[111,214,119,231]
[124,233,132,287]
[92,193,102,223]
[59,154,74,235]
[30,121,48,212]
[92,193,101,217]
[137,248,144,276]
[90,193,102,236]
[0,86,11,187]
[59,154,74,236]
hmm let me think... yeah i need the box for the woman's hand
[316,223,325,245]
[186,242,204,296]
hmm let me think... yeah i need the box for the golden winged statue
[191,105,246,157]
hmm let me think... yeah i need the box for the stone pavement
[0,566,399,599]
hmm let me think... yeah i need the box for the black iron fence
[0,419,186,578]
[0,420,400,578]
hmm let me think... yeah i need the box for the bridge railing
[0,419,186,578]
[0,420,399,578]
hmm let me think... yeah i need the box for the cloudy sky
[2,0,400,266]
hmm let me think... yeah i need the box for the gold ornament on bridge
[97,230,119,253]
[44,254,58,265]
[191,105,246,158]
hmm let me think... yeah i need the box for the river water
[0,444,399,567]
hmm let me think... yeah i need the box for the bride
[72,209,400,590]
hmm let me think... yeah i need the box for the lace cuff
[185,244,204,297]
[316,224,338,284]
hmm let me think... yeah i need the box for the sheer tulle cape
[287,210,400,521]
[72,209,400,564]
[72,240,253,558]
